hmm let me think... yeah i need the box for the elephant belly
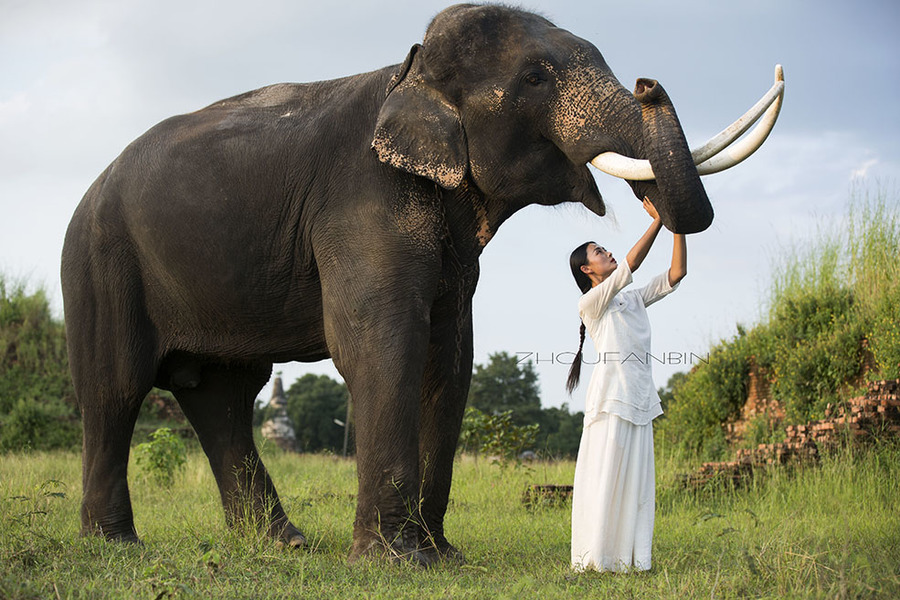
[144,269,329,363]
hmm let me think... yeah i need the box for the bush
[459,407,539,463]
[0,397,81,452]
[866,279,900,379]
[768,286,865,421]
[661,185,899,457]
[134,427,187,487]
[661,330,750,459]
[0,276,79,453]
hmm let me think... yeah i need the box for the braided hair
[566,242,595,394]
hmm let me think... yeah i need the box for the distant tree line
[250,351,586,458]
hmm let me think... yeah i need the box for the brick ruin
[723,362,781,445]
[681,378,900,489]
[522,484,574,508]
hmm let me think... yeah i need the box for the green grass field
[2,440,899,599]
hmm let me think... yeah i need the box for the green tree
[533,404,583,458]
[468,351,542,426]
[283,374,350,453]
[657,371,688,416]
[0,276,79,452]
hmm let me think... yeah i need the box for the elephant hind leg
[79,393,146,542]
[171,359,305,547]
[66,285,157,542]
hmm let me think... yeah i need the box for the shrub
[769,286,865,421]
[134,427,187,487]
[661,185,899,457]
[459,407,539,463]
[0,277,74,415]
[0,276,79,453]
[661,330,750,459]
[0,397,81,452]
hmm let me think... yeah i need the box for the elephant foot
[421,533,465,565]
[348,527,435,568]
[272,521,307,549]
[108,531,143,545]
[82,526,142,545]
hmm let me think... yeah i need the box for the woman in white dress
[567,198,686,572]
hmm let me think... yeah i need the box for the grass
[662,186,900,457]
[2,440,899,599]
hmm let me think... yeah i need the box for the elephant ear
[373,45,467,189]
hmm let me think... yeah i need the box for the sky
[1,0,899,413]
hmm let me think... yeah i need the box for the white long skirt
[571,412,655,572]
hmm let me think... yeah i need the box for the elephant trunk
[632,79,713,234]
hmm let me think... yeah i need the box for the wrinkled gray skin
[61,4,712,565]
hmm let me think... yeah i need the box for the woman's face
[581,243,617,285]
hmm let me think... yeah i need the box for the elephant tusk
[694,65,784,175]
[590,64,785,181]
[691,65,784,165]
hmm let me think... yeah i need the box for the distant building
[260,375,298,452]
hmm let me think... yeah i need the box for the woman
[567,198,686,572]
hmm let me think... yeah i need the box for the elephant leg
[325,294,435,564]
[172,360,305,547]
[65,266,156,542]
[342,342,432,565]
[417,300,473,563]
[79,390,146,542]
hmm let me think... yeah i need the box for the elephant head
[373,4,783,234]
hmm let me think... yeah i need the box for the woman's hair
[569,241,595,295]
[566,242,594,394]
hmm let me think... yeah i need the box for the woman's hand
[626,199,664,272]
[642,197,661,221]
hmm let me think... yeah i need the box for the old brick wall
[682,379,900,489]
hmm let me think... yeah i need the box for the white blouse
[578,259,679,425]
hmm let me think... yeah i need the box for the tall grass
[2,441,898,598]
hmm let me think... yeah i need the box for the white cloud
[851,158,879,180]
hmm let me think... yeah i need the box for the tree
[283,374,350,454]
[0,276,80,452]
[657,371,688,416]
[468,351,542,426]
[533,404,583,458]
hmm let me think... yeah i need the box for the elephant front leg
[350,386,426,564]
[330,308,435,566]
[416,302,474,563]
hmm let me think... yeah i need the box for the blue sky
[1,0,898,410]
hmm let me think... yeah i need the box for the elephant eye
[524,72,545,86]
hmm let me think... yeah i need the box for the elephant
[61,3,782,565]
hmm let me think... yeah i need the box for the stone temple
[260,374,298,452]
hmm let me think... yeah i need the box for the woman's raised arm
[626,198,663,272]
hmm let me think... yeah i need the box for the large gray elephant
[61,4,781,565]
